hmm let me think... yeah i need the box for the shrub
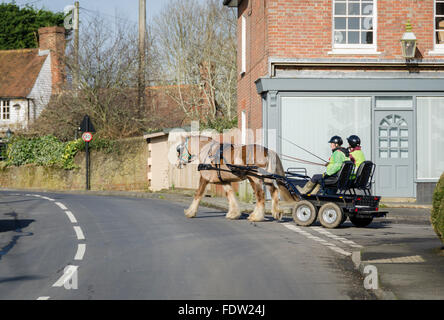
[5,135,115,170]
[431,172,444,244]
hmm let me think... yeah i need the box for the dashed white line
[65,211,78,224]
[283,223,352,257]
[37,296,50,300]
[311,227,363,248]
[52,265,78,287]
[73,226,85,240]
[55,202,68,210]
[74,244,86,261]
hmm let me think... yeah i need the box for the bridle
[177,137,193,167]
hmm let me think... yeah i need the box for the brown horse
[175,135,293,222]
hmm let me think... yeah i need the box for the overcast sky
[1,0,177,24]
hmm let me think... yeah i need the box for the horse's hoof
[226,213,241,220]
[184,209,196,218]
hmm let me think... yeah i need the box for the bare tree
[28,14,168,140]
[154,0,237,123]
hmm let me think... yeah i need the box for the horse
[175,134,294,222]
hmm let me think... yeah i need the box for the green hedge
[431,172,444,244]
[6,135,116,170]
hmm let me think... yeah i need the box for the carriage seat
[320,161,355,194]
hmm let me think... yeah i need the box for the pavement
[1,187,443,300]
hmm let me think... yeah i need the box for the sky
[0,0,175,24]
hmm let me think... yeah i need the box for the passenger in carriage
[347,135,366,180]
[296,136,350,195]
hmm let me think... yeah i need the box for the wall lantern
[13,104,21,110]
[6,128,13,139]
[400,21,417,59]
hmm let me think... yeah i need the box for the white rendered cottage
[0,26,65,136]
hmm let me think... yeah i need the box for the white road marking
[65,211,78,224]
[74,244,86,261]
[73,226,85,240]
[42,196,55,202]
[283,223,352,256]
[55,202,68,210]
[364,255,425,264]
[311,227,363,248]
[37,296,50,300]
[52,265,78,287]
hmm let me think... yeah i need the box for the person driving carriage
[296,136,350,195]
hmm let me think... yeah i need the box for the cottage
[0,26,65,135]
[224,0,444,202]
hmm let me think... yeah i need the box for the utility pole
[74,1,80,89]
[138,0,146,110]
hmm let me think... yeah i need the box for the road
[0,191,440,300]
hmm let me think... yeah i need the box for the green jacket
[350,148,366,179]
[326,148,350,176]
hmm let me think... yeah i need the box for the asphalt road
[0,191,380,300]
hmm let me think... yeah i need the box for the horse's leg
[267,183,283,221]
[223,183,241,220]
[247,177,266,222]
[184,176,209,218]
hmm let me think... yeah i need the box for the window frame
[435,0,444,51]
[0,100,10,121]
[331,0,378,54]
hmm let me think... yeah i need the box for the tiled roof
[0,49,47,98]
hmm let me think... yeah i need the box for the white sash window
[331,0,378,54]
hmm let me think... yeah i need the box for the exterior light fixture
[6,128,13,139]
[400,20,417,59]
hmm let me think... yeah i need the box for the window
[0,100,10,120]
[332,0,376,51]
[281,97,372,177]
[377,114,409,159]
[436,1,444,46]
[417,97,444,180]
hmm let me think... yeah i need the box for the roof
[0,49,47,99]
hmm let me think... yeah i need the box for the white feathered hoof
[184,208,197,218]
[226,211,241,220]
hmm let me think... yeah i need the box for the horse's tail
[268,149,294,202]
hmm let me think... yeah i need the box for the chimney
[38,26,66,94]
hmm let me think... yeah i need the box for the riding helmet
[347,135,361,148]
[328,136,343,146]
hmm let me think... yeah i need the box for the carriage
[198,160,388,229]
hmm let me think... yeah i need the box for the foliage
[200,116,238,133]
[431,172,444,244]
[0,2,66,50]
[6,135,116,170]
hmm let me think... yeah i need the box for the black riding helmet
[328,136,343,146]
[347,135,361,148]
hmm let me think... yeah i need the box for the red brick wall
[234,0,443,132]
[38,26,66,94]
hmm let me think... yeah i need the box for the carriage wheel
[349,216,373,228]
[318,202,344,229]
[292,201,318,227]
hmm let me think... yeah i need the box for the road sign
[82,132,93,143]
[79,115,96,133]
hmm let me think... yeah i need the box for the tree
[0,2,66,50]
[154,0,237,126]
[28,14,168,140]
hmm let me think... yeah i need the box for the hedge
[431,172,444,244]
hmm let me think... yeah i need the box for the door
[374,110,414,197]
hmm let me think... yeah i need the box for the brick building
[224,0,444,202]
[0,26,65,134]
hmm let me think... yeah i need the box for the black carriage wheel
[292,200,318,227]
[318,202,344,229]
[349,216,373,228]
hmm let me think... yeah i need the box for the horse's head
[176,135,194,169]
